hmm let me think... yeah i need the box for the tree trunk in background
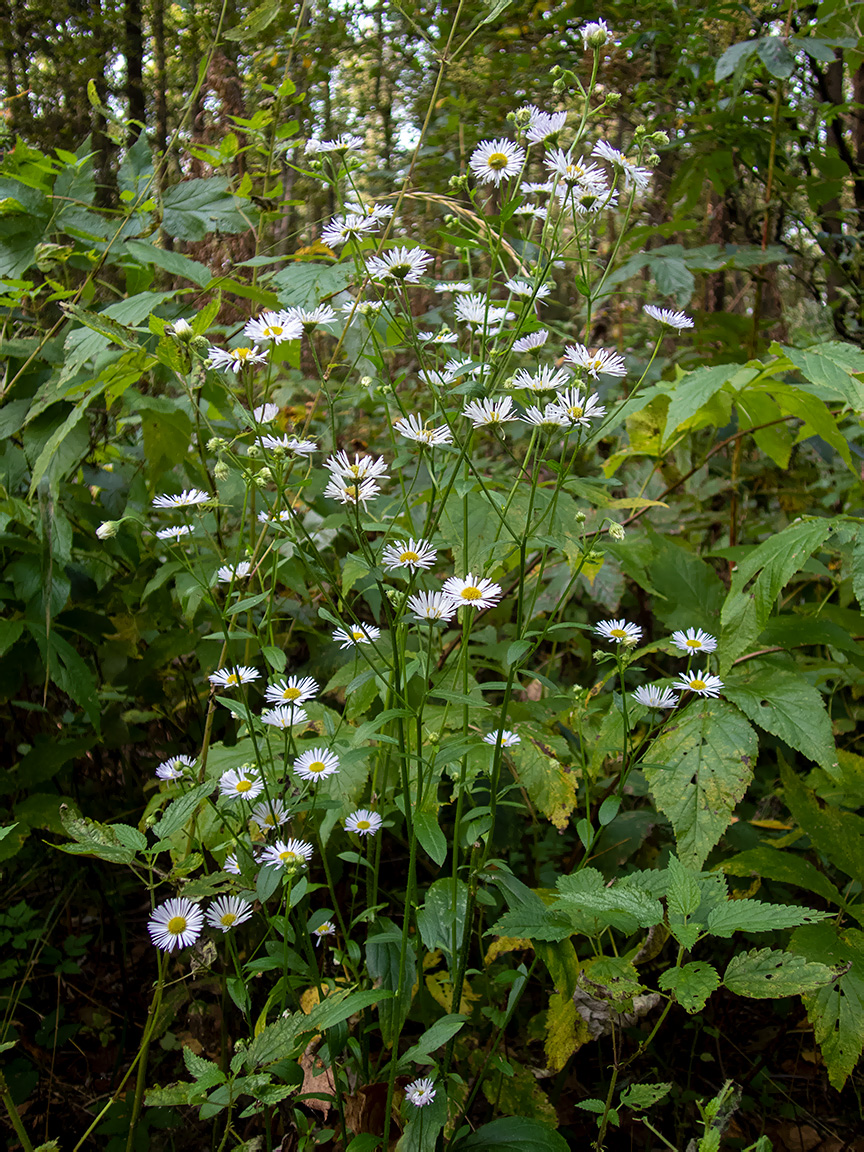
[125,0,145,143]
[91,0,117,207]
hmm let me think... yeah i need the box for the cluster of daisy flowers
[594,619,723,705]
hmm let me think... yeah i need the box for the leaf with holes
[644,700,756,868]
[658,962,720,1014]
[789,924,864,1089]
[724,948,834,998]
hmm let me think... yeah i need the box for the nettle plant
[51,22,864,1152]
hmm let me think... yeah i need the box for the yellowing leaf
[510,737,578,829]
[425,970,479,1016]
[484,937,533,966]
[544,991,580,1071]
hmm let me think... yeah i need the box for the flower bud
[609,522,625,541]
[167,318,194,341]
[207,437,227,451]
[247,444,261,458]
[575,510,586,523]
[191,335,211,354]
[582,19,610,49]
[96,520,120,540]
[214,461,230,482]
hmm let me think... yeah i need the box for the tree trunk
[125,0,145,143]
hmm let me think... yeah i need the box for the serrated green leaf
[778,342,864,409]
[156,782,214,839]
[452,1116,569,1152]
[183,1045,227,1089]
[304,987,393,1032]
[724,947,834,998]
[715,40,759,81]
[619,1082,672,1110]
[658,961,719,1013]
[59,300,140,348]
[644,700,757,868]
[789,923,864,1089]
[706,899,830,938]
[397,1014,467,1069]
[510,738,578,830]
[144,1083,192,1106]
[724,661,838,776]
[162,177,252,241]
[110,823,148,852]
[245,1013,305,1068]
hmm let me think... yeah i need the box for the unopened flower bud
[167,318,194,341]
[96,520,120,540]
[575,510,587,523]
[609,522,625,541]
[214,461,230,482]
[647,152,661,166]
[651,130,670,146]
[191,335,210,354]
[207,436,227,451]
[582,19,610,49]
[247,444,261,458]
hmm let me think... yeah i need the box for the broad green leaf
[156,782,214,839]
[183,1046,226,1089]
[509,738,578,829]
[644,700,756,868]
[619,1082,672,1111]
[452,1116,569,1152]
[781,760,864,887]
[771,385,854,471]
[715,40,759,81]
[224,0,282,40]
[418,878,468,961]
[366,918,416,1047]
[736,391,793,468]
[489,905,573,943]
[706,899,831,938]
[144,1083,191,1107]
[658,962,719,1014]
[723,947,833,998]
[777,342,864,408]
[661,364,742,437]
[757,36,795,78]
[110,823,148,852]
[59,300,140,348]
[123,238,212,287]
[643,529,725,632]
[789,923,864,1089]
[397,1088,448,1152]
[556,882,664,934]
[666,855,702,948]
[724,659,838,776]
[852,526,864,611]
[244,1013,305,1068]
[414,810,448,866]
[161,177,252,241]
[305,987,393,1032]
[719,519,835,668]
[721,846,845,909]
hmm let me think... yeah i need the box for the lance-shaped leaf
[724,948,834,998]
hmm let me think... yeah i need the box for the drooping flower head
[155,754,196,781]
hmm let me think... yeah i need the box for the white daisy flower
[206,895,253,933]
[325,450,389,481]
[512,203,548,220]
[381,539,437,571]
[345,809,383,836]
[462,396,516,428]
[216,561,252,582]
[250,799,290,830]
[405,1077,436,1107]
[253,403,280,423]
[207,345,268,373]
[563,344,627,378]
[592,141,651,191]
[545,149,606,188]
[569,184,617,215]
[321,212,379,249]
[483,730,520,747]
[264,676,319,706]
[525,110,568,144]
[632,684,678,709]
[312,920,337,945]
[469,138,526,186]
[257,508,291,524]
[455,293,514,328]
[644,304,695,330]
[262,837,314,869]
[510,365,571,393]
[323,475,381,506]
[393,414,453,446]
[521,181,554,194]
[282,304,339,328]
[244,312,302,345]
[406,591,457,622]
[148,897,203,952]
[551,387,607,427]
[261,705,309,730]
[366,245,432,284]
[333,624,381,648]
[152,489,210,509]
[582,19,610,48]
[219,767,264,802]
[513,330,549,353]
[259,434,318,454]
[595,619,642,645]
[504,279,552,299]
[156,525,194,541]
[224,852,241,875]
[167,318,194,338]
[674,670,724,698]
[155,754,196,781]
[442,573,503,610]
[417,328,459,344]
[209,666,261,689]
[670,628,717,654]
[96,520,120,540]
[305,134,363,155]
[293,747,340,782]
[520,404,569,430]
[443,356,492,383]
[434,280,474,294]
[340,297,384,317]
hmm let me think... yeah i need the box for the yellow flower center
[236,779,252,793]
[690,679,706,691]
[264,325,283,337]
[460,586,482,601]
[167,916,187,935]
[400,550,419,564]
[282,686,301,700]
[351,630,365,640]
[487,151,510,170]
[686,638,702,648]
[609,628,628,639]
[568,405,584,418]
[345,485,359,499]
[279,850,300,864]
[357,820,371,830]
[220,913,236,927]
[234,347,253,360]
[264,814,275,826]
[308,761,326,775]
[226,673,240,685]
